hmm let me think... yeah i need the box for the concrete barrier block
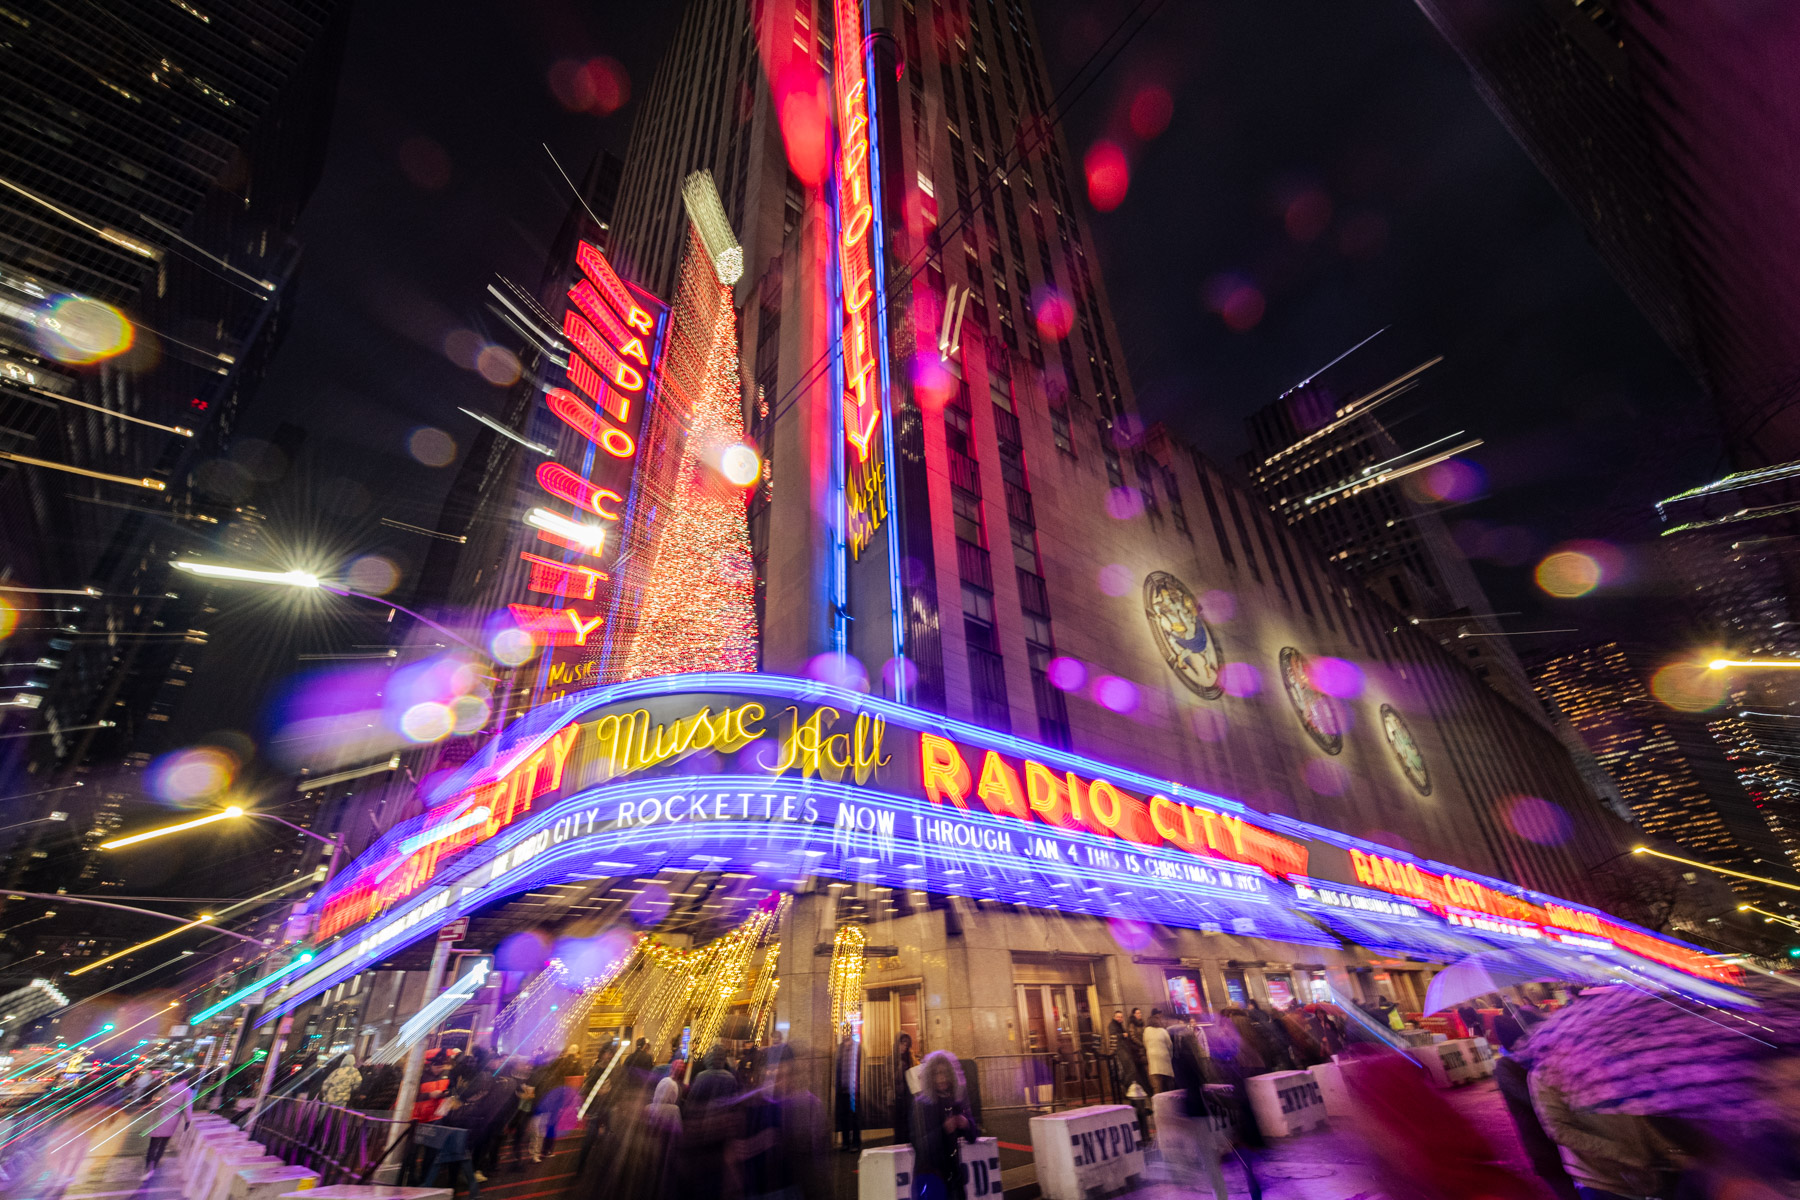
[277,1188,452,1200]
[857,1145,911,1200]
[1029,1104,1143,1200]
[231,1165,320,1200]
[1245,1070,1327,1137]
[1307,1061,1353,1118]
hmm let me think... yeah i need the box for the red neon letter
[565,357,632,423]
[547,388,635,458]
[920,734,971,808]
[975,750,1029,820]
[520,552,603,601]
[576,240,636,323]
[537,462,623,520]
[1025,761,1066,824]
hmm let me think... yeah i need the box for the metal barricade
[970,1050,1122,1114]
[249,1098,413,1185]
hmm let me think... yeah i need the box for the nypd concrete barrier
[229,1165,320,1200]
[1306,1061,1353,1118]
[857,1138,1000,1200]
[858,1145,911,1200]
[1030,1104,1144,1199]
[183,1128,250,1191]
[197,1148,282,1200]
[1245,1070,1328,1137]
[1406,1038,1494,1088]
[176,1113,229,1159]
[275,1187,451,1200]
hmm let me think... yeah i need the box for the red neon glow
[569,279,637,350]
[832,0,880,463]
[576,241,654,335]
[919,734,1308,878]
[507,602,603,646]
[564,312,645,393]
[521,552,604,600]
[564,355,631,423]
[317,727,582,939]
[536,462,623,520]
[546,388,635,458]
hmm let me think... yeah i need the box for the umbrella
[1424,946,1609,1014]
[1519,976,1800,1124]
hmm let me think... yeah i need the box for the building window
[952,486,985,547]
[1050,407,1073,456]
[1099,422,1125,487]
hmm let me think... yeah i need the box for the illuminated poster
[1380,704,1431,796]
[1144,572,1224,699]
[1279,646,1345,755]
[517,239,668,703]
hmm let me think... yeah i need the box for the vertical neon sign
[834,0,887,564]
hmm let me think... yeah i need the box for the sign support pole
[387,923,458,1148]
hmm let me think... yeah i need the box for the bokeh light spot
[1202,274,1265,332]
[1097,563,1134,597]
[549,57,631,115]
[1505,796,1573,846]
[443,328,483,369]
[1534,550,1601,598]
[1047,656,1086,691]
[346,554,400,596]
[911,352,955,411]
[1105,487,1145,520]
[1202,589,1236,621]
[450,693,491,734]
[1032,286,1074,341]
[1107,917,1157,952]
[1094,675,1140,714]
[803,652,869,692]
[1084,140,1129,211]
[1128,87,1173,140]
[1190,707,1228,743]
[497,930,550,974]
[1283,188,1332,243]
[36,296,134,364]
[1650,662,1727,713]
[148,746,238,803]
[1412,458,1485,504]
[721,443,761,486]
[776,72,830,187]
[400,701,455,743]
[490,626,537,667]
[409,427,456,467]
[1220,662,1262,697]
[476,344,522,386]
[882,656,919,692]
[1308,656,1364,699]
[0,597,16,641]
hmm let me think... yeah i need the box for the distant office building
[1530,642,1772,881]
[0,4,349,786]
[1709,709,1800,877]
[1242,350,1541,716]
[1412,0,1800,469]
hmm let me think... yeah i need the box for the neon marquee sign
[286,674,1734,1014]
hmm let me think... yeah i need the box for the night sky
[190,0,1726,747]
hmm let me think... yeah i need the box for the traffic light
[1788,947,1800,958]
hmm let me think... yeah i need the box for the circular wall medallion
[1143,572,1224,699]
[1279,646,1344,755]
[1381,704,1432,796]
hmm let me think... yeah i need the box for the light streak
[190,952,316,1024]
[1632,845,1800,893]
[1739,903,1800,933]
[67,915,214,976]
[524,507,606,552]
[30,389,192,436]
[1262,353,1442,467]
[0,586,100,596]
[371,960,490,1062]
[100,806,242,850]
[457,406,556,456]
[1661,499,1800,536]
[0,450,165,490]
[379,517,466,543]
[171,561,318,587]
[298,755,401,793]
[0,1022,112,1083]
[1295,436,1484,509]
[1454,628,1578,638]
[398,806,491,856]
[1708,658,1800,671]
[1656,457,1800,513]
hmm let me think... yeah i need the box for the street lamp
[170,559,485,657]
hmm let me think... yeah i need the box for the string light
[828,923,866,1040]
[616,226,757,680]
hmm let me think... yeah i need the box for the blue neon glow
[193,953,315,1024]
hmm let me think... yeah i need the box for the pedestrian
[1109,1010,1144,1096]
[834,1029,862,1151]
[729,1041,827,1200]
[1493,1055,1578,1200]
[143,1072,193,1180]
[1167,1026,1229,1200]
[675,1045,742,1200]
[891,1032,915,1145]
[1144,1010,1174,1094]
[910,1051,980,1200]
[320,1053,361,1105]
[1345,1046,1537,1200]
[1202,1017,1266,1200]
[1530,1067,1680,1200]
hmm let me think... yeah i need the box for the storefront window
[1223,970,1248,1006]
[1164,970,1205,1017]
[1265,972,1295,1009]
[1303,971,1331,1003]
